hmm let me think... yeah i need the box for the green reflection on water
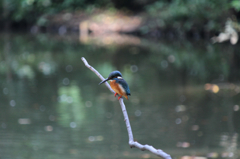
[58,84,85,128]
[0,32,240,159]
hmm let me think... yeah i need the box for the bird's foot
[114,93,118,97]
[118,96,122,100]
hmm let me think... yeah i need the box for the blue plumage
[108,71,122,78]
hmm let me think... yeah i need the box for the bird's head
[99,71,122,85]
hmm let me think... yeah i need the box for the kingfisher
[99,71,131,100]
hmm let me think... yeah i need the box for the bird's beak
[99,78,110,85]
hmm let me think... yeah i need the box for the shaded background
[1,0,240,159]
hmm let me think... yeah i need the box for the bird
[99,71,131,100]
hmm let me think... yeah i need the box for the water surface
[0,33,240,159]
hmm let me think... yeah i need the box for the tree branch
[81,57,172,159]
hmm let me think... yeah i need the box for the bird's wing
[116,79,131,95]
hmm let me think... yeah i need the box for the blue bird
[99,71,131,100]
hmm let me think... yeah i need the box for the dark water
[0,32,240,159]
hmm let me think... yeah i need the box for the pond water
[0,32,240,159]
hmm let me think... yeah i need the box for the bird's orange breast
[110,80,128,99]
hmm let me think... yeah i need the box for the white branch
[81,57,172,159]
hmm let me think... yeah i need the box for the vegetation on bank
[1,0,240,34]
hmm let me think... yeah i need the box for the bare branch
[81,57,172,159]
[81,57,114,94]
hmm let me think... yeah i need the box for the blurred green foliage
[1,0,240,28]
[1,0,112,24]
[231,0,240,11]
[144,0,238,32]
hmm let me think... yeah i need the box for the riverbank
[3,6,239,41]
[25,9,215,39]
